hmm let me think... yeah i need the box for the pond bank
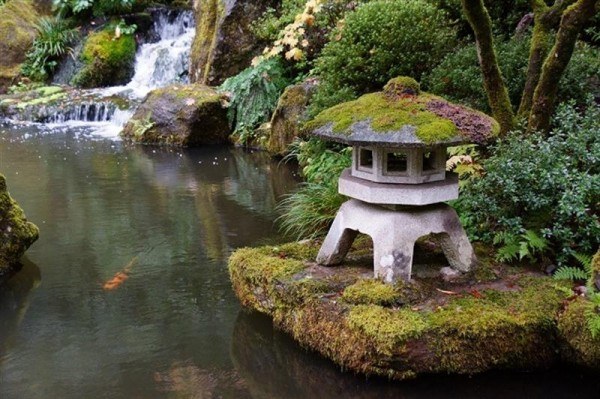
[228,239,600,379]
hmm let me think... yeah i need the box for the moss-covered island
[0,174,39,284]
[305,77,500,146]
[228,240,600,379]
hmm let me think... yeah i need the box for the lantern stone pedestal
[316,198,476,283]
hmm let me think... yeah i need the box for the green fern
[494,229,548,262]
[553,266,590,281]
[585,294,600,338]
[554,251,600,338]
[219,58,290,145]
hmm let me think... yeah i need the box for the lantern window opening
[383,151,408,176]
[422,150,438,174]
[357,148,374,172]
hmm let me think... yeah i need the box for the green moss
[592,250,600,276]
[557,298,600,367]
[305,91,459,144]
[190,0,225,84]
[0,174,39,271]
[384,76,421,96]
[342,279,399,306]
[35,86,63,96]
[228,242,313,313]
[72,28,136,88]
[16,91,66,108]
[305,76,500,145]
[228,241,594,379]
[347,305,427,355]
[0,0,40,90]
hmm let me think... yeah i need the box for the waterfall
[106,9,196,99]
[6,8,196,138]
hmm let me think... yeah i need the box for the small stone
[544,264,557,275]
[440,266,460,281]
[574,285,588,296]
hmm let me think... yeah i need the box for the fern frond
[553,266,589,281]
[573,252,593,273]
[584,296,600,338]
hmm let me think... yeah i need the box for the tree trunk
[461,0,515,135]
[528,0,598,132]
[518,0,577,118]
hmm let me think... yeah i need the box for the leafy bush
[309,0,457,114]
[457,99,600,266]
[433,0,531,39]
[21,17,79,81]
[219,58,290,145]
[53,0,135,17]
[252,0,307,42]
[278,138,351,238]
[423,37,600,113]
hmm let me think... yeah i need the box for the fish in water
[103,257,137,291]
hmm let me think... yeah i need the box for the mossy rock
[71,28,136,88]
[121,84,230,147]
[0,0,42,93]
[190,0,277,85]
[305,76,500,147]
[228,241,600,379]
[267,80,317,157]
[0,174,39,283]
[557,297,600,368]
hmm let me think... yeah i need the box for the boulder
[71,28,137,88]
[190,0,277,86]
[267,80,317,157]
[0,174,39,283]
[0,0,41,93]
[121,84,230,146]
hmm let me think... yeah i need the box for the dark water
[0,126,598,398]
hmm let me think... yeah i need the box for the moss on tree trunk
[461,0,515,135]
[528,0,598,132]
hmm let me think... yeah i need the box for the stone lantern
[306,77,499,282]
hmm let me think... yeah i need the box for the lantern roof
[305,77,499,148]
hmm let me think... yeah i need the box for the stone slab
[338,168,458,205]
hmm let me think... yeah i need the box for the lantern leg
[316,207,358,265]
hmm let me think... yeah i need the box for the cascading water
[4,9,196,138]
[105,9,195,99]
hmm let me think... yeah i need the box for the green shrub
[433,0,531,39]
[423,37,600,113]
[71,25,136,88]
[309,0,457,114]
[252,0,307,42]
[457,99,600,266]
[53,0,135,18]
[278,138,351,238]
[21,17,79,81]
[219,58,290,145]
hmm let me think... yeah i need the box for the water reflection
[0,258,41,354]
[231,311,600,399]
[0,127,298,398]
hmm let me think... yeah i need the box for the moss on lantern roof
[305,77,499,147]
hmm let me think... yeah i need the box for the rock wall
[0,174,39,283]
[0,0,42,93]
[190,0,278,86]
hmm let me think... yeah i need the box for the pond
[0,125,598,398]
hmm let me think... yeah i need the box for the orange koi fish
[103,257,137,291]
